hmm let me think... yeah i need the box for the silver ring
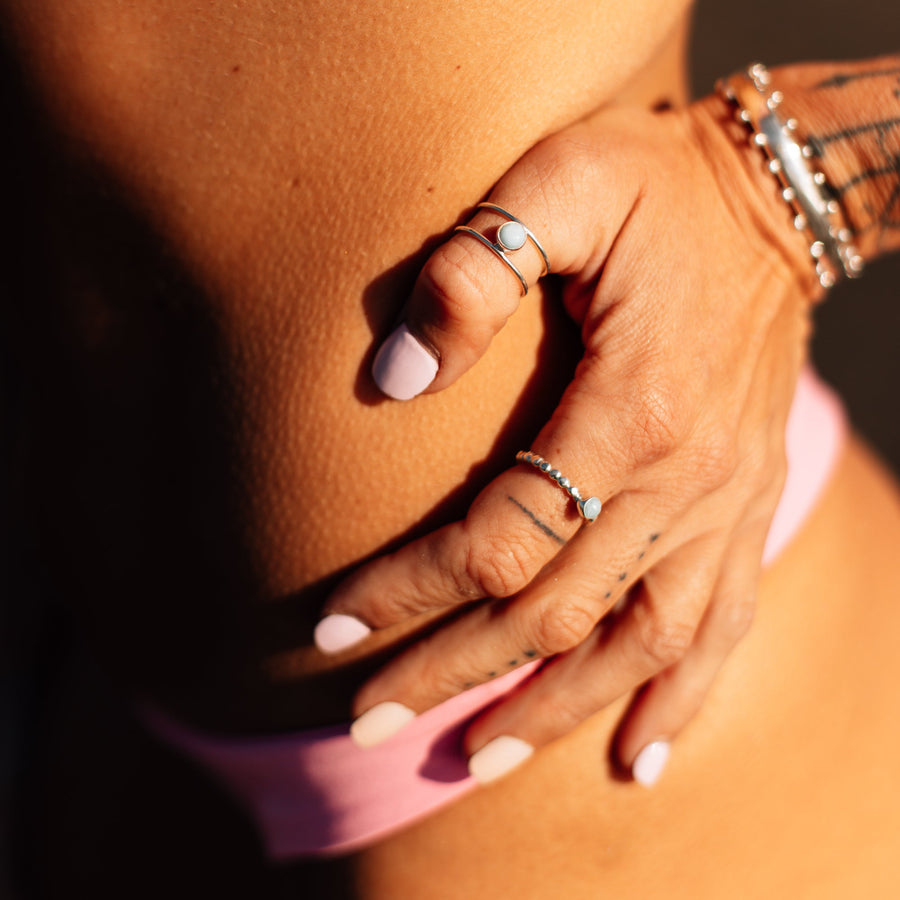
[455,203,550,297]
[515,450,602,523]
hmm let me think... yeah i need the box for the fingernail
[314,614,371,654]
[468,736,535,785]
[632,740,670,787]
[350,702,416,748]
[372,323,438,400]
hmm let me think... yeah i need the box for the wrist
[718,64,864,294]
[685,92,824,301]
[765,57,900,264]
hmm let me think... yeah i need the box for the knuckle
[636,611,695,668]
[653,660,709,716]
[691,430,741,493]
[533,687,585,733]
[720,595,757,642]
[357,595,399,628]
[462,536,536,598]
[384,589,434,623]
[422,242,497,328]
[427,664,474,702]
[517,137,606,242]
[628,381,687,466]
[531,599,597,656]
[528,134,599,191]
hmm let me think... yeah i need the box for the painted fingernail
[314,614,371,654]
[468,736,535,785]
[372,323,438,400]
[350,702,416,748]
[632,740,670,787]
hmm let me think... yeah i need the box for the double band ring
[455,203,550,296]
[515,450,602,523]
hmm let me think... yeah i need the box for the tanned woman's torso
[4,2,900,896]
[2,0,691,727]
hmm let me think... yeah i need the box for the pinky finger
[464,536,723,784]
[615,524,767,788]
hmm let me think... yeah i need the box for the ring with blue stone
[515,450,602,523]
[454,203,550,297]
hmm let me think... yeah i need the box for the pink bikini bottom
[142,367,846,860]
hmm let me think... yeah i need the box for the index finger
[314,393,623,654]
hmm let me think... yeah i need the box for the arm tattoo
[812,119,900,238]
[813,65,900,91]
[799,59,900,250]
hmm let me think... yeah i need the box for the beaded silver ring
[515,450,602,523]
[455,203,550,297]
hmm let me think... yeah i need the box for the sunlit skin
[3,1,900,895]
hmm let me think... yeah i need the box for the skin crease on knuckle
[633,603,697,670]
[337,559,435,627]
[530,596,599,657]
[420,241,504,338]
[625,378,691,471]
[353,631,468,715]
[470,654,602,749]
[716,595,757,645]
[529,679,594,738]
[462,530,539,600]
[685,428,743,497]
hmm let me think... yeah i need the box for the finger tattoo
[506,495,566,545]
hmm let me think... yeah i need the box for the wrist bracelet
[717,63,864,290]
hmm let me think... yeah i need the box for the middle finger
[348,488,675,744]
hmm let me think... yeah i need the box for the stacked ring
[455,203,550,296]
[515,451,602,523]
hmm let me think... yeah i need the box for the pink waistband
[142,367,846,859]
[762,367,846,565]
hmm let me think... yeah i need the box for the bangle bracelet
[717,63,864,290]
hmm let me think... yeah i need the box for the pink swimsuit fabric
[142,367,846,859]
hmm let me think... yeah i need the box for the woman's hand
[315,92,817,784]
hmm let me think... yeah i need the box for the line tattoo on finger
[506,496,566,545]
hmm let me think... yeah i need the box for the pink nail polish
[468,736,535,785]
[314,614,371,654]
[632,740,670,787]
[350,702,416,748]
[372,324,438,400]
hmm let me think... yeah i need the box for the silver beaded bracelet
[717,63,863,290]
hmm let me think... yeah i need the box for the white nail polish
[350,702,416,748]
[632,740,670,787]
[468,735,535,785]
[372,323,438,400]
[314,614,371,654]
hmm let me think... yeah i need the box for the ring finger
[347,489,677,746]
